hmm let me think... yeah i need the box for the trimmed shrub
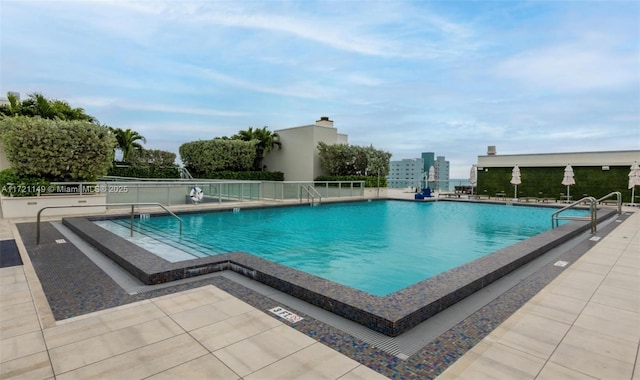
[0,116,115,181]
[107,165,180,179]
[0,168,50,197]
[179,139,256,176]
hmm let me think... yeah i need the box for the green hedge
[202,171,284,181]
[477,166,633,202]
[1,116,115,181]
[107,165,180,179]
[314,175,386,188]
[0,169,50,197]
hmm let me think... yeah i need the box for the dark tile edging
[61,206,616,337]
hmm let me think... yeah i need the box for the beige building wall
[478,150,640,169]
[263,117,348,181]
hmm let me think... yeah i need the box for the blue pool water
[100,201,587,295]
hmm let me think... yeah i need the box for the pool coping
[61,200,617,337]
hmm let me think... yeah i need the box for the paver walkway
[438,211,640,379]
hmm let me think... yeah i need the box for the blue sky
[1,0,638,178]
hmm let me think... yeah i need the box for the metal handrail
[551,196,597,233]
[300,185,322,205]
[36,202,182,244]
[596,191,622,215]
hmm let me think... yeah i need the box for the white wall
[478,150,640,168]
[263,121,349,181]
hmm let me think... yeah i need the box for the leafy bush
[0,116,115,181]
[107,165,180,179]
[128,148,176,167]
[0,168,50,196]
[314,175,386,188]
[204,171,284,181]
[317,142,391,177]
[179,139,256,176]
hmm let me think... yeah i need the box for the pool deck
[1,193,638,379]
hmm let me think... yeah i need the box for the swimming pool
[96,200,587,296]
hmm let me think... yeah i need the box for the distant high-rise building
[387,152,450,189]
[387,158,424,189]
[435,155,450,191]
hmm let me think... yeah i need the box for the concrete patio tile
[485,312,571,359]
[145,354,240,380]
[246,342,368,380]
[97,302,166,329]
[151,285,231,314]
[0,300,36,322]
[214,324,316,377]
[0,281,29,296]
[519,292,587,324]
[0,330,46,364]
[578,249,622,266]
[1,312,41,339]
[602,270,640,291]
[209,296,257,316]
[535,361,598,380]
[0,267,26,285]
[169,302,237,332]
[339,365,390,380]
[0,290,33,308]
[557,269,607,288]
[567,261,612,275]
[549,326,636,379]
[191,309,282,352]
[549,282,598,301]
[616,253,640,269]
[591,283,640,313]
[0,273,21,286]
[0,350,53,380]
[48,316,184,375]
[573,302,640,343]
[55,334,207,380]
[45,301,166,348]
[436,340,546,380]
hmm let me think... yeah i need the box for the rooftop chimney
[315,116,334,127]
[487,145,496,155]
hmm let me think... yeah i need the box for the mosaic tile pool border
[61,200,617,336]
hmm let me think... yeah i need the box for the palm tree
[110,128,146,163]
[0,92,98,122]
[0,92,21,117]
[233,126,281,170]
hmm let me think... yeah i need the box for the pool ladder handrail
[36,202,183,244]
[300,185,322,206]
[596,191,622,215]
[551,196,597,233]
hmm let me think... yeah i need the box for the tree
[0,93,21,117]
[232,127,281,170]
[0,92,98,123]
[318,142,391,176]
[110,128,146,163]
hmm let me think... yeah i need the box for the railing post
[130,205,134,237]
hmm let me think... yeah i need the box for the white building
[387,158,424,189]
[262,117,348,181]
[477,148,640,169]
